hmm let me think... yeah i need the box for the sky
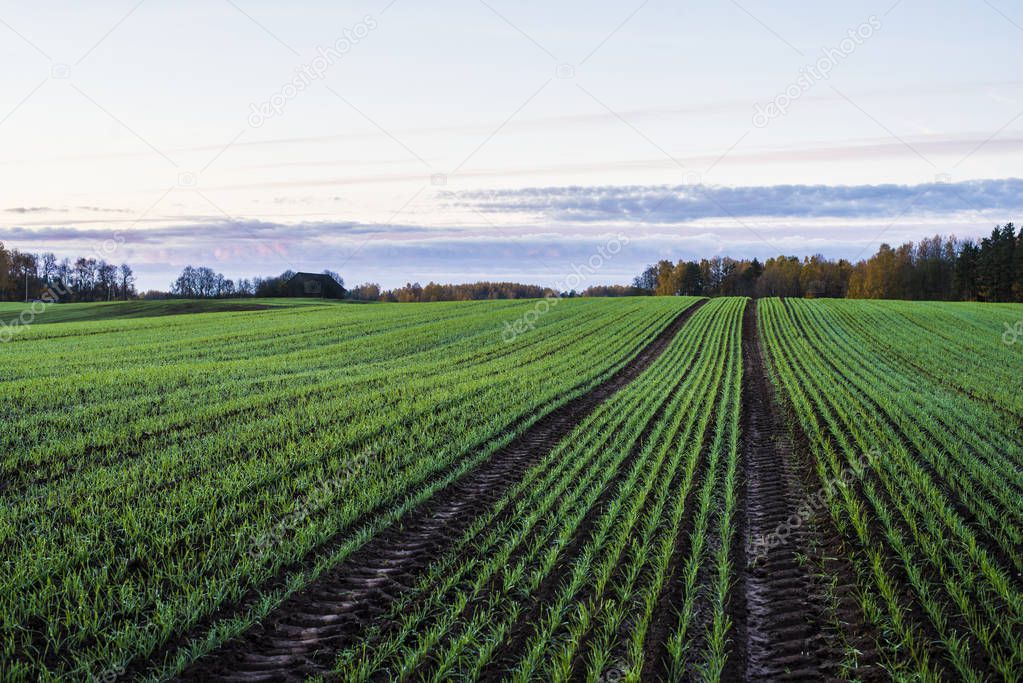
[1,0,1022,291]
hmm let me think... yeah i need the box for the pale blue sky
[1,0,1021,289]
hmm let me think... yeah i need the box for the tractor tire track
[176,300,707,682]
[742,299,846,681]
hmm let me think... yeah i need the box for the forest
[0,243,135,302]
[632,224,1023,302]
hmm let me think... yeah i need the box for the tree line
[633,223,1023,301]
[151,267,347,299]
[0,242,136,302]
[348,281,557,302]
[158,269,556,302]
[10,221,1020,304]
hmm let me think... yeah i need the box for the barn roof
[289,272,333,280]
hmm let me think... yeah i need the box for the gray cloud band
[458,177,1023,223]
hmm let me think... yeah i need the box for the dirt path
[176,300,707,682]
[740,299,845,681]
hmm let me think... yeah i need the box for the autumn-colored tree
[755,256,803,297]
[653,260,677,296]
[349,282,382,301]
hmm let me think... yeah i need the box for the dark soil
[740,299,853,682]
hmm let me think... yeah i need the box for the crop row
[759,298,1023,681]
[806,299,1023,416]
[0,297,694,680]
[331,296,745,682]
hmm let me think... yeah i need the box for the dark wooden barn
[284,272,346,299]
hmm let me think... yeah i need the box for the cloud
[456,178,1023,223]
[0,219,434,245]
[6,207,65,214]
[5,177,1019,291]
[4,78,1020,167]
[178,134,1023,193]
[75,206,135,214]
[6,206,133,215]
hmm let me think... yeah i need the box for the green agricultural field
[0,296,693,680]
[1,296,1021,682]
[0,298,323,328]
[758,298,1023,681]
